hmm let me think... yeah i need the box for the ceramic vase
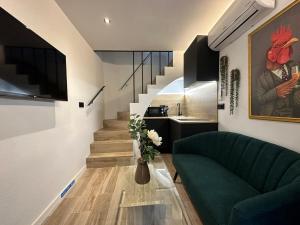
[135,157,150,184]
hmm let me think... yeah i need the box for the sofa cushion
[213,132,300,193]
[173,154,259,225]
[179,131,300,193]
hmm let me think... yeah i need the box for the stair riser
[91,143,132,153]
[117,112,130,121]
[86,157,132,168]
[94,132,131,141]
[87,161,117,168]
[103,120,128,130]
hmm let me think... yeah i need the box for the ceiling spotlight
[104,17,111,25]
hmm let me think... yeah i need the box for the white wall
[219,0,300,153]
[0,1,104,225]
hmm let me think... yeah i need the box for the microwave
[145,105,168,117]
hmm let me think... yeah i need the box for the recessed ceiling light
[104,17,111,25]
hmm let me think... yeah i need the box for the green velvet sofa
[172,131,300,225]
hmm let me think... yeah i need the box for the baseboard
[31,166,86,225]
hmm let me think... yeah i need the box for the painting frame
[249,0,300,123]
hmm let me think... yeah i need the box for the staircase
[130,51,184,117]
[86,51,184,168]
[86,111,134,168]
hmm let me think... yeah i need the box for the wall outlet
[79,102,84,108]
[218,103,225,110]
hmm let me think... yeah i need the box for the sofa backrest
[203,132,300,193]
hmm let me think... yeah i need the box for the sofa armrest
[229,182,300,225]
[172,131,218,155]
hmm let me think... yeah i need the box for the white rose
[147,130,162,146]
[153,137,162,146]
[147,129,158,141]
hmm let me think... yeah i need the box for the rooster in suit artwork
[256,25,300,117]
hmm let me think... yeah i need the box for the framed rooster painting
[249,0,300,123]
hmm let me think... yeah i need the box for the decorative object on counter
[220,56,229,100]
[249,1,300,123]
[128,114,162,184]
[230,69,241,115]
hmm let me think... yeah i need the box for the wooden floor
[43,154,203,225]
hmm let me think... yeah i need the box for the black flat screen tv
[0,7,68,101]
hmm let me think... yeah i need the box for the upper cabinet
[184,35,219,88]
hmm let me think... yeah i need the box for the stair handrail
[120,53,152,90]
[87,85,105,106]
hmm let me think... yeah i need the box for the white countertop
[143,116,218,124]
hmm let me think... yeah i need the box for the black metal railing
[120,51,173,103]
[87,85,105,106]
[120,53,151,90]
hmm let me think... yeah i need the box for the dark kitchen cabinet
[169,120,218,152]
[145,118,218,154]
[184,35,219,87]
[144,119,170,154]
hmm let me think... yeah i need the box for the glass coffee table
[105,157,191,225]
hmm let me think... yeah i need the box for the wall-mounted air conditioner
[208,0,275,51]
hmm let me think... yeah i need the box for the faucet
[177,103,183,116]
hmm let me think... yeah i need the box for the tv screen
[0,7,68,101]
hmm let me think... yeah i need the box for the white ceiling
[55,0,234,51]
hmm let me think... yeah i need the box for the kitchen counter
[143,116,218,153]
[143,116,217,124]
[143,116,169,119]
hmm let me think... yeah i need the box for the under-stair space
[86,111,134,168]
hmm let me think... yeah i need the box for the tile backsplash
[185,82,218,120]
[149,81,217,120]
[150,94,185,116]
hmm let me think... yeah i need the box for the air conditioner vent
[208,0,275,51]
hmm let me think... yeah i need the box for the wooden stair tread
[103,119,128,130]
[95,128,129,132]
[94,128,131,141]
[87,152,133,159]
[92,140,132,144]
[104,119,128,122]
[91,139,133,153]
[117,111,130,121]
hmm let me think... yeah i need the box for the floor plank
[43,154,203,225]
